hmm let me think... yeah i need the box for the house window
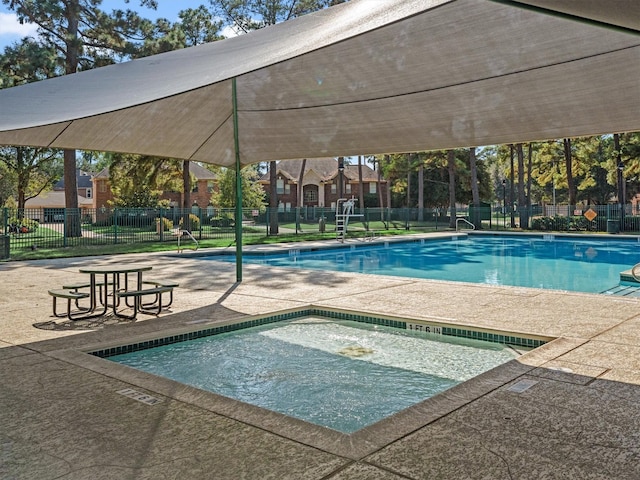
[304,189,318,203]
[285,184,291,195]
[192,183,199,192]
[85,188,92,199]
[99,181,106,193]
[369,182,377,194]
[331,184,337,194]
[207,181,215,193]
[345,183,351,193]
[277,178,285,195]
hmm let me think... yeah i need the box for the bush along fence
[1,204,638,257]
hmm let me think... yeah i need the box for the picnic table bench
[48,289,91,320]
[48,265,178,321]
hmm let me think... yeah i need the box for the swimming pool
[107,317,520,433]
[214,235,640,293]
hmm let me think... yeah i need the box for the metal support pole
[232,78,243,282]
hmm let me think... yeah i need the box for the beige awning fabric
[0,0,638,168]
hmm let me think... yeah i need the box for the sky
[0,0,215,50]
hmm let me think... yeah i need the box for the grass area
[4,228,416,261]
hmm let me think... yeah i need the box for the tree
[213,164,265,209]
[108,153,183,207]
[0,147,62,211]
[0,162,15,207]
[3,0,159,236]
[136,6,223,56]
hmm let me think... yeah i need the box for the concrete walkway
[1,234,640,479]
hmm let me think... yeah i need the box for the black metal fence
[1,204,638,258]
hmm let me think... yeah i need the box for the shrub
[530,215,569,231]
[210,213,235,228]
[8,216,39,233]
[155,217,173,232]
[179,214,200,231]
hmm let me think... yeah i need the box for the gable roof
[53,169,95,190]
[25,190,93,208]
[91,163,216,181]
[0,0,637,168]
[261,157,381,183]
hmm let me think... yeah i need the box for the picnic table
[78,265,153,320]
[49,265,176,321]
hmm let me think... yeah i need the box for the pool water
[109,318,518,433]
[218,236,640,293]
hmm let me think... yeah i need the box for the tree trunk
[297,158,306,224]
[63,0,81,237]
[418,159,424,222]
[614,133,624,230]
[406,153,413,208]
[182,160,191,231]
[469,147,480,228]
[385,155,392,211]
[447,150,456,228]
[526,143,534,220]
[16,148,26,211]
[357,155,364,211]
[377,158,384,209]
[510,144,516,227]
[338,156,345,200]
[516,144,528,229]
[564,138,576,206]
[63,149,81,237]
[269,160,278,234]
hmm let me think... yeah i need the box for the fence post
[63,208,68,247]
[114,208,118,244]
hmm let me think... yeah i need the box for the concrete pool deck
[2,233,640,479]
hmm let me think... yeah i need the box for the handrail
[632,262,640,282]
[456,218,476,232]
[177,230,199,252]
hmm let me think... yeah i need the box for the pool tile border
[89,307,548,358]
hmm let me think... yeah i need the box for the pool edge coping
[42,305,569,460]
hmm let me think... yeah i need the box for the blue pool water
[110,318,518,433]
[216,235,640,293]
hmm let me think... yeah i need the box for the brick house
[92,163,217,209]
[53,169,95,200]
[259,157,387,211]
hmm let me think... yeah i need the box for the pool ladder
[456,218,476,232]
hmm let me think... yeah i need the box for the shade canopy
[0,0,638,167]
